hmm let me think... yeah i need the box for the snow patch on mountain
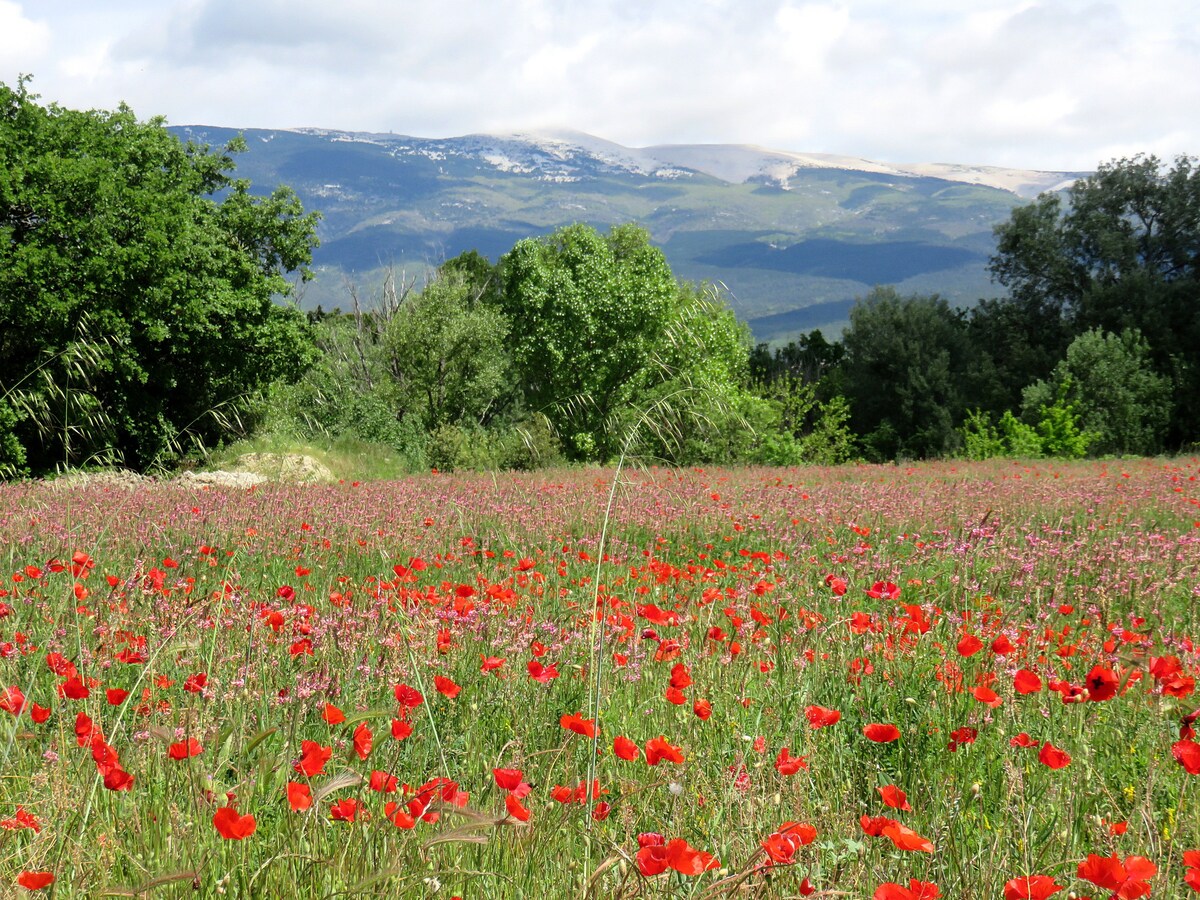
[279,126,1081,197]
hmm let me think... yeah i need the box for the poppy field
[2,459,1200,898]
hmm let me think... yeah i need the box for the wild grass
[1,459,1198,898]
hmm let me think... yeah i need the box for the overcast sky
[3,0,1196,171]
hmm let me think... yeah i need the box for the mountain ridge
[171,124,1084,341]
[271,126,1080,197]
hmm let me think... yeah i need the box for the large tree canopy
[497,223,679,460]
[0,78,320,474]
[990,154,1200,443]
[837,287,975,460]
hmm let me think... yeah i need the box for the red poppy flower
[1003,874,1064,899]
[1010,733,1038,748]
[1186,867,1200,893]
[493,768,523,791]
[286,782,313,811]
[504,794,532,822]
[762,819,817,865]
[294,740,332,777]
[1014,669,1043,694]
[972,686,1003,707]
[957,633,984,656]
[652,639,683,663]
[761,830,803,866]
[393,683,424,708]
[353,722,373,760]
[16,871,54,891]
[1077,853,1156,899]
[863,723,900,743]
[106,689,128,706]
[434,676,461,699]
[30,703,50,724]
[329,798,362,822]
[102,766,135,792]
[384,801,416,829]
[591,801,611,821]
[645,735,684,766]
[1038,742,1071,770]
[527,660,559,683]
[59,676,89,700]
[0,806,41,833]
[948,726,978,751]
[480,655,505,675]
[322,703,346,724]
[45,653,77,677]
[774,747,807,775]
[805,705,841,728]
[881,822,935,853]
[560,712,597,738]
[636,838,719,877]
[168,737,203,760]
[212,806,256,840]
[391,718,413,741]
[613,736,640,761]
[1173,739,1200,775]
[1085,665,1119,702]
[1,686,27,716]
[669,663,692,690]
[861,814,898,836]
[369,770,398,793]
[878,784,912,810]
[873,879,940,899]
[866,581,901,601]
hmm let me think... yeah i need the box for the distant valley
[169,125,1083,341]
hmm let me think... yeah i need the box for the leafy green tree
[622,282,758,464]
[0,78,320,473]
[749,330,844,387]
[998,411,1043,458]
[261,311,422,457]
[1020,328,1170,456]
[958,409,1005,461]
[990,154,1200,444]
[963,296,1070,419]
[0,398,25,477]
[385,272,513,432]
[496,223,680,460]
[837,287,973,459]
[1027,380,1093,459]
[438,250,503,308]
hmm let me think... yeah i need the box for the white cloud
[0,1,51,72]
[14,0,1200,170]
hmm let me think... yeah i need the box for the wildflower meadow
[2,459,1200,898]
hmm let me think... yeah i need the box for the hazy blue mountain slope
[170,126,1079,340]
